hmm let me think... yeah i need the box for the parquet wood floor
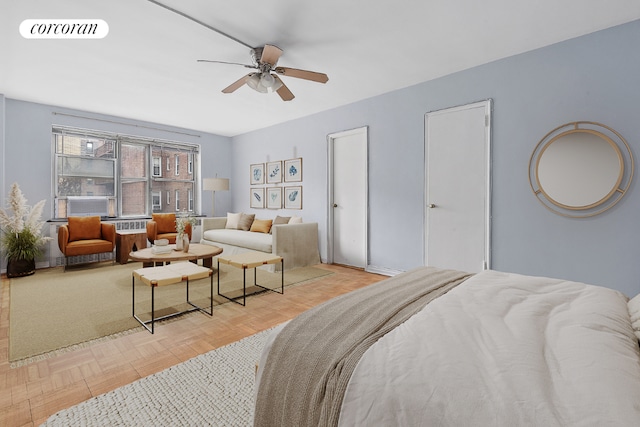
[0,264,385,426]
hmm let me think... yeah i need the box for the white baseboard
[365,265,404,277]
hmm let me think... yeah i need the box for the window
[175,154,179,176]
[152,157,161,177]
[53,126,200,218]
[166,156,170,171]
[53,131,116,217]
[188,154,193,175]
[121,143,148,216]
[152,191,161,211]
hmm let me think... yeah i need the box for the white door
[328,127,368,268]
[425,100,491,273]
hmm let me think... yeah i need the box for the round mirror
[536,129,622,209]
[529,122,633,217]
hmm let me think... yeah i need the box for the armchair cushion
[153,213,177,234]
[68,216,102,242]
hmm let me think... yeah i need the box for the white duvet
[335,270,640,426]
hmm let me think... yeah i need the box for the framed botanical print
[284,186,302,209]
[266,161,282,184]
[284,157,303,182]
[250,187,264,208]
[250,163,264,185]
[267,187,282,209]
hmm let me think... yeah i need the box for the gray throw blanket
[254,266,472,427]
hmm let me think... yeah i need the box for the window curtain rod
[51,112,201,138]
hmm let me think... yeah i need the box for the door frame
[327,126,369,266]
[423,99,492,270]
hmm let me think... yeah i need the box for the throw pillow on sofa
[289,216,303,224]
[238,213,255,231]
[226,212,241,229]
[270,215,290,234]
[250,219,273,233]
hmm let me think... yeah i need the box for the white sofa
[200,217,321,271]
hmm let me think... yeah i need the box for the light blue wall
[232,20,640,296]
[1,99,232,267]
[0,94,5,236]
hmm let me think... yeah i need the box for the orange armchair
[58,216,116,271]
[146,213,192,244]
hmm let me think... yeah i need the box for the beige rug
[9,261,331,364]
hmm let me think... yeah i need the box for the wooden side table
[116,230,148,264]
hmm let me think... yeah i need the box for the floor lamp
[203,177,229,217]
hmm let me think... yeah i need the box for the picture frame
[267,187,282,209]
[266,161,282,184]
[250,187,264,208]
[284,186,303,209]
[250,163,264,185]
[284,157,303,182]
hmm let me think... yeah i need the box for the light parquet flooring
[0,263,385,426]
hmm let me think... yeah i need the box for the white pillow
[288,216,302,224]
[627,293,640,340]
[226,212,241,229]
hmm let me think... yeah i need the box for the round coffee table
[129,243,223,268]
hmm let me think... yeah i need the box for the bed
[253,267,640,426]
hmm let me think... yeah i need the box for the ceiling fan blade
[274,67,328,83]
[261,44,283,67]
[198,59,256,69]
[274,76,294,101]
[222,74,253,93]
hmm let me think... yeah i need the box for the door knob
[333,203,338,208]
[428,203,436,208]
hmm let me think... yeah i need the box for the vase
[175,233,184,250]
[7,258,36,278]
[182,233,190,253]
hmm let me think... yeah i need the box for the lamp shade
[203,178,229,191]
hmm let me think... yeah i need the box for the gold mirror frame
[528,121,633,218]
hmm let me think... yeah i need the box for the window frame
[152,156,162,177]
[52,126,200,219]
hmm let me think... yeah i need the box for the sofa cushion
[152,213,177,233]
[202,229,272,253]
[68,216,102,242]
[238,213,255,231]
[250,219,272,234]
[289,216,303,224]
[226,212,241,229]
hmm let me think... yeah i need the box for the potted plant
[0,183,51,277]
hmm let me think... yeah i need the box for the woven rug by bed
[42,328,273,426]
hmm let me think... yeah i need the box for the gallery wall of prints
[250,158,302,209]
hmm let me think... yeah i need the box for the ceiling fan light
[260,72,275,88]
[246,73,268,93]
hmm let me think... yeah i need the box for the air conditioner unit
[67,196,110,217]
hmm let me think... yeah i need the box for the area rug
[42,327,273,426]
[9,262,330,364]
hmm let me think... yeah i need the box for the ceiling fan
[198,44,329,101]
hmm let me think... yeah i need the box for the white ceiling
[2,0,640,137]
